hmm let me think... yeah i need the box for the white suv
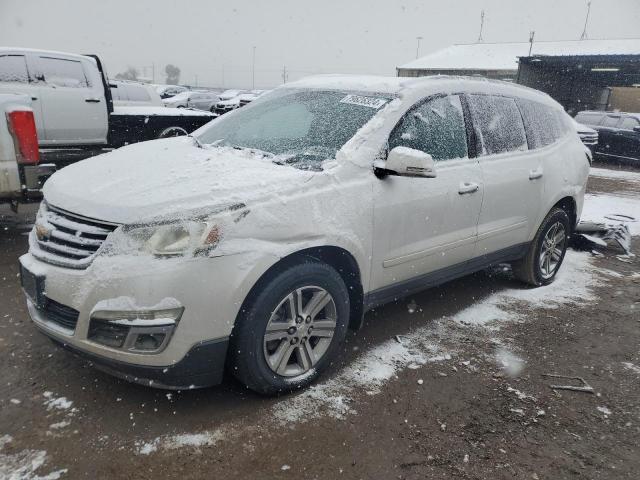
[20,75,589,394]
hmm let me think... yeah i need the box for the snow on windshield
[195,89,392,170]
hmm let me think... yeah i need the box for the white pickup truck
[0,48,214,165]
[0,94,55,210]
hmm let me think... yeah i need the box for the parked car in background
[211,89,247,115]
[20,75,589,394]
[0,48,214,164]
[0,94,54,210]
[162,91,220,110]
[572,119,598,154]
[110,80,162,107]
[238,90,268,107]
[156,85,188,99]
[574,110,640,164]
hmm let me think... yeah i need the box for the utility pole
[252,46,256,89]
[415,36,423,59]
[281,65,288,84]
[477,10,485,42]
[580,1,591,40]
[195,74,198,87]
[528,31,535,56]
[152,62,155,83]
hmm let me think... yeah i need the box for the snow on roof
[398,39,640,72]
[285,74,408,94]
[0,47,96,63]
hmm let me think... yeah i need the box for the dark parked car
[574,111,640,164]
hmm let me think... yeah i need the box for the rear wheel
[229,262,349,395]
[512,207,570,286]
[157,126,187,139]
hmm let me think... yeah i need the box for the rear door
[33,54,108,145]
[0,53,45,139]
[370,94,483,293]
[467,94,542,256]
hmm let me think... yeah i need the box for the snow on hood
[43,137,315,224]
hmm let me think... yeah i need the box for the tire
[157,126,188,139]
[512,207,571,286]
[229,261,350,395]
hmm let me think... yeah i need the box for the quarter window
[389,95,468,161]
[517,99,563,149]
[0,55,29,83]
[39,57,90,88]
[468,95,527,156]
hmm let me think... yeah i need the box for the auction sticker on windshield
[340,94,388,109]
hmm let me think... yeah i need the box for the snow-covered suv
[20,75,589,394]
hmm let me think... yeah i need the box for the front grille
[31,202,119,269]
[40,299,79,331]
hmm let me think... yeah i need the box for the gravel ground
[1,167,639,479]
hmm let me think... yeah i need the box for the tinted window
[620,117,640,130]
[601,115,620,128]
[0,55,29,83]
[40,57,89,88]
[574,112,604,126]
[126,84,151,101]
[389,95,468,161]
[468,95,527,155]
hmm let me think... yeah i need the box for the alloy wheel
[539,221,566,279]
[263,286,337,377]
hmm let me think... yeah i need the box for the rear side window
[620,117,640,130]
[126,84,151,101]
[389,95,468,161]
[0,55,29,83]
[601,115,620,128]
[574,112,604,126]
[468,95,527,156]
[517,99,565,149]
[40,57,90,88]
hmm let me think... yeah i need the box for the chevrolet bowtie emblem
[35,223,51,241]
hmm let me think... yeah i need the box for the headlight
[146,221,221,256]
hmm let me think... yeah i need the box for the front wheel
[512,207,571,286]
[157,126,188,139]
[229,261,350,395]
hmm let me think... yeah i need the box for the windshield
[196,88,392,170]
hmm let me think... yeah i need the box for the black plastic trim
[364,242,528,310]
[47,335,229,390]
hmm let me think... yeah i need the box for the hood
[43,137,315,224]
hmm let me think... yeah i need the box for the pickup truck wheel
[157,126,188,139]
[512,207,570,286]
[229,261,349,395]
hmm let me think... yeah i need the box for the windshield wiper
[189,135,204,149]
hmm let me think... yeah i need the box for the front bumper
[19,250,270,388]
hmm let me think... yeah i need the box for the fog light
[134,333,166,351]
[89,306,183,354]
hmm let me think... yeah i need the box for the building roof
[398,39,640,72]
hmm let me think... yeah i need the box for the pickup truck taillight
[6,110,40,165]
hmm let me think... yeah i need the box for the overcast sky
[1,0,639,88]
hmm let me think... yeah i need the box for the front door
[370,94,483,297]
[616,116,640,161]
[34,54,108,145]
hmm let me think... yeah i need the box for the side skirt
[363,242,528,311]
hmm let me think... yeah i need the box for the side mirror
[381,146,436,178]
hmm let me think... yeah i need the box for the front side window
[601,115,621,128]
[196,89,392,170]
[389,95,468,161]
[620,117,640,130]
[39,57,90,88]
[468,94,527,156]
[0,55,29,83]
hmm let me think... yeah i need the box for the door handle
[458,182,479,195]
[529,168,544,180]
[31,96,38,101]
[84,98,101,103]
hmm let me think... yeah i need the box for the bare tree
[114,66,139,81]
[165,64,181,85]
